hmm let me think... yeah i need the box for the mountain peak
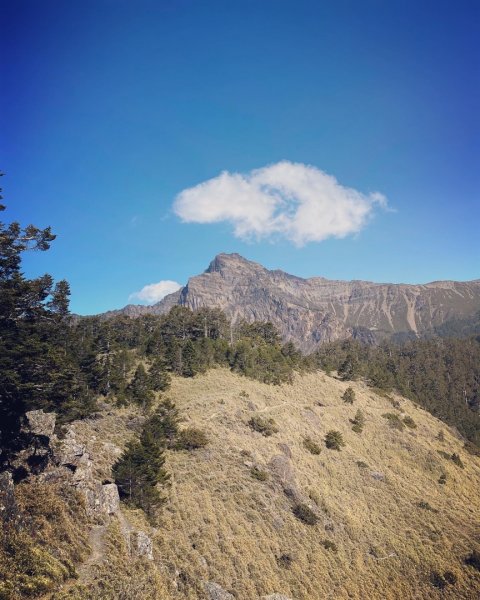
[205,252,264,274]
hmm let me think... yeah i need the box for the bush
[250,466,268,481]
[248,415,278,436]
[438,473,447,485]
[325,430,345,451]
[322,539,338,552]
[356,461,369,469]
[430,569,457,588]
[175,427,209,450]
[303,436,321,455]
[437,430,445,442]
[465,549,480,571]
[403,415,417,429]
[417,500,438,513]
[292,503,318,525]
[276,553,293,569]
[382,413,405,431]
[351,409,365,434]
[451,453,464,468]
[342,387,355,404]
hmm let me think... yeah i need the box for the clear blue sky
[1,0,479,314]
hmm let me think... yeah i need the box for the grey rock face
[110,253,480,351]
[204,582,235,600]
[130,530,154,560]
[24,410,56,438]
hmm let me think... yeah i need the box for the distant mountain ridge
[104,253,480,351]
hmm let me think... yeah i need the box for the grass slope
[53,368,480,599]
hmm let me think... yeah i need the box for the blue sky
[1,0,479,314]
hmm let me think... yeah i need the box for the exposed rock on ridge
[110,253,480,352]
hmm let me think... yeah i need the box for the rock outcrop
[108,253,480,351]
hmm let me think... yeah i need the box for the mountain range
[106,254,480,352]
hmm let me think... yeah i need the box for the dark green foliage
[303,436,321,455]
[113,437,168,516]
[351,409,365,433]
[174,427,209,450]
[325,430,345,451]
[382,413,405,431]
[248,415,278,436]
[342,387,355,404]
[292,503,318,525]
[0,198,96,467]
[113,406,171,516]
[402,415,417,429]
[337,354,360,381]
[127,364,154,411]
[250,466,268,481]
[465,549,480,571]
[146,398,180,448]
[322,539,338,552]
[148,357,170,392]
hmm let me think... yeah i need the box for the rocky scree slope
[107,254,480,352]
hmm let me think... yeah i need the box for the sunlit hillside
[54,368,480,600]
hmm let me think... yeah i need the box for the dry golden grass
[45,368,480,599]
[153,368,480,599]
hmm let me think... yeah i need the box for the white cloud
[129,280,182,304]
[173,161,387,246]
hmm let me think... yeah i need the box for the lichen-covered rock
[100,483,120,515]
[23,410,56,438]
[204,581,235,600]
[130,530,153,560]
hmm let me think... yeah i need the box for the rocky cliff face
[113,254,480,352]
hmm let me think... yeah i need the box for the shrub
[438,473,447,485]
[351,409,365,434]
[437,430,445,442]
[451,453,464,468]
[325,430,345,451]
[403,416,417,429]
[356,460,369,469]
[342,387,355,404]
[303,436,321,455]
[465,549,480,571]
[417,500,438,513]
[382,413,405,431]
[248,415,278,436]
[276,553,293,569]
[322,539,338,552]
[175,427,209,450]
[292,503,318,525]
[430,569,457,588]
[250,467,268,481]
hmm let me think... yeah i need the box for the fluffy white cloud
[173,161,387,246]
[129,280,182,304]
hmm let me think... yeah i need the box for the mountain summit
[110,254,480,351]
